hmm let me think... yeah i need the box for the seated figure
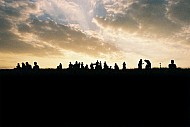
[168,60,177,69]
[33,62,40,70]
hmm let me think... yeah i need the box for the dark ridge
[0,68,190,127]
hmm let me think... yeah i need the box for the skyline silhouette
[10,58,183,71]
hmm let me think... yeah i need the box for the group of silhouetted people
[138,59,151,70]
[65,59,177,71]
[14,59,177,71]
[15,61,39,71]
[66,60,127,71]
[137,59,177,70]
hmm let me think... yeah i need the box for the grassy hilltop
[0,68,190,127]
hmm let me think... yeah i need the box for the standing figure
[122,62,126,70]
[81,62,84,69]
[138,59,143,69]
[69,62,73,69]
[114,63,119,70]
[95,60,99,70]
[103,61,108,70]
[21,62,26,70]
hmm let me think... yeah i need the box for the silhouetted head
[171,60,174,64]
[144,59,150,63]
[34,62,37,65]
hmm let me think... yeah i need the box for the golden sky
[0,0,190,69]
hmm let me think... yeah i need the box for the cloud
[167,0,190,24]
[0,0,120,58]
[38,0,99,30]
[92,0,189,42]
[0,0,60,56]
[26,18,119,57]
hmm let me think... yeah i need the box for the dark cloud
[17,23,31,33]
[0,0,37,17]
[96,0,187,37]
[128,0,180,35]
[0,35,45,54]
[27,19,119,57]
[0,18,12,31]
[0,5,21,17]
[0,1,60,56]
[0,28,60,56]
[168,0,190,24]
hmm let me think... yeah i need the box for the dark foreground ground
[0,68,190,127]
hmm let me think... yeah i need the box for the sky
[0,0,190,69]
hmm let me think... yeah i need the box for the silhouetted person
[33,62,39,70]
[103,61,108,70]
[99,61,102,70]
[69,62,73,69]
[21,62,26,70]
[78,62,81,69]
[57,63,62,70]
[85,64,89,70]
[16,63,21,70]
[114,63,119,70]
[168,60,177,69]
[144,60,151,69]
[90,63,94,69]
[122,62,126,70]
[95,60,99,70]
[138,59,143,69]
[74,61,80,70]
[26,62,32,70]
[81,62,84,69]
